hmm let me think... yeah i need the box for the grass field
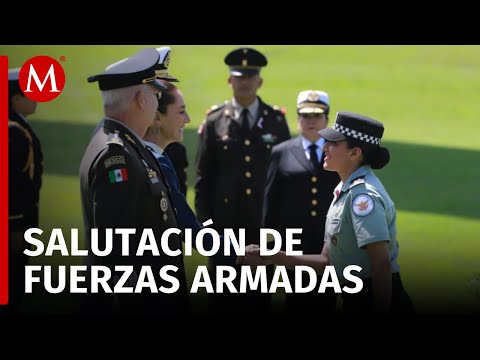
[2,45,480,314]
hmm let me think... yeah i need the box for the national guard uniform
[80,48,189,315]
[195,47,291,315]
[319,112,415,314]
[6,68,43,314]
[263,90,339,315]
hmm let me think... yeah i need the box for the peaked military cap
[297,90,330,115]
[88,48,167,91]
[224,47,267,76]
[154,47,179,82]
[319,111,384,145]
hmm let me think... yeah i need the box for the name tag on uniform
[331,218,340,225]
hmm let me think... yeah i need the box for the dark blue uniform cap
[87,48,167,91]
[319,111,384,145]
[224,47,268,76]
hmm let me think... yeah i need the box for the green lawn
[2,45,479,314]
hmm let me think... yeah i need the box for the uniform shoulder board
[206,103,226,116]
[349,176,365,189]
[106,131,124,147]
[273,105,287,116]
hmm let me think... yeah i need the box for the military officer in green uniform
[194,47,291,315]
[80,48,189,315]
[240,111,415,314]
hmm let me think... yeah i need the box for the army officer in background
[194,47,291,315]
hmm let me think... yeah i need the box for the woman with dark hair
[239,111,415,314]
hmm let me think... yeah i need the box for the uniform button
[245,155,251,162]
[312,199,318,206]
[266,144,271,149]
[245,188,252,195]
[311,210,317,217]
[245,171,252,178]
[311,188,317,194]
[224,198,229,203]
[244,139,251,146]
[311,176,317,183]
[223,145,228,150]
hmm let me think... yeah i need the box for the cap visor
[156,74,180,82]
[318,127,346,141]
[230,68,259,77]
[298,107,325,114]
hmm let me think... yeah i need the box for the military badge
[160,197,168,212]
[104,155,125,168]
[307,92,320,102]
[261,133,276,144]
[148,169,159,184]
[163,51,170,69]
[330,235,338,246]
[352,193,375,217]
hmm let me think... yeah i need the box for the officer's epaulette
[205,102,226,116]
[349,176,365,189]
[273,105,287,116]
[106,130,124,147]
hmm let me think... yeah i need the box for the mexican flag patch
[108,168,128,183]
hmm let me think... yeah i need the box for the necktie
[241,108,250,133]
[309,144,319,169]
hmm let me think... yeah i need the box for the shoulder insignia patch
[352,193,374,217]
[106,131,124,147]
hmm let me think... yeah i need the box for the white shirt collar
[300,136,325,151]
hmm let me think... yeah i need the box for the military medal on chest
[142,159,160,184]
[160,191,169,221]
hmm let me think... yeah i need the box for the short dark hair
[157,80,178,114]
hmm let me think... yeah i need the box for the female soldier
[239,111,415,314]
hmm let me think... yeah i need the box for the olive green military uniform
[195,97,291,239]
[325,165,414,313]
